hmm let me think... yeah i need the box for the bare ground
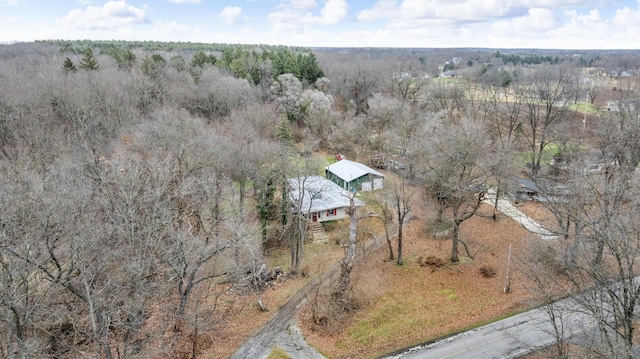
[296,199,543,359]
[195,187,549,359]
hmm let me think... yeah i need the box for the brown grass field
[297,192,545,358]
[194,183,552,358]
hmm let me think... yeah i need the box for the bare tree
[514,64,579,176]
[390,64,428,106]
[387,176,415,266]
[422,117,490,262]
[365,93,411,152]
[477,77,522,220]
[366,188,396,261]
[190,67,257,120]
[334,192,375,301]
[285,165,330,273]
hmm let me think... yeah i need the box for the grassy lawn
[516,142,562,167]
[298,190,540,358]
[266,347,293,359]
[569,101,598,114]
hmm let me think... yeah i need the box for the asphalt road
[380,297,596,359]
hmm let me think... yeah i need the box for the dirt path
[230,259,340,359]
[231,235,385,359]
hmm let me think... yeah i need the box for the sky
[0,0,639,49]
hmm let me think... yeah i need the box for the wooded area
[1,41,640,358]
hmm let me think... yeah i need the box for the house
[325,159,384,191]
[288,176,364,223]
[514,178,570,203]
[439,70,457,78]
[607,99,637,112]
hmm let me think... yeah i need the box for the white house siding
[314,207,349,223]
[373,178,384,190]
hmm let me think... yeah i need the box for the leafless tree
[190,67,257,120]
[285,161,329,273]
[421,117,490,262]
[514,64,579,177]
[387,176,415,266]
[389,63,428,106]
[334,192,376,301]
[366,188,396,261]
[476,77,522,220]
[423,82,467,118]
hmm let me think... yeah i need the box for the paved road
[381,297,595,359]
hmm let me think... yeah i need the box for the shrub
[479,265,497,278]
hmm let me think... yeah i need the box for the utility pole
[504,244,512,293]
[581,87,589,145]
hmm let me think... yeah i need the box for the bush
[479,265,497,278]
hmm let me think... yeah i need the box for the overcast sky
[1,0,639,49]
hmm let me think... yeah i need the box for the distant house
[288,176,364,223]
[514,178,570,203]
[607,99,637,112]
[440,70,457,78]
[582,151,617,174]
[325,159,384,191]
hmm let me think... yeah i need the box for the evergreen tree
[190,50,216,83]
[78,48,100,70]
[113,48,136,71]
[276,113,294,147]
[169,55,187,72]
[141,53,167,79]
[191,50,216,69]
[62,57,77,75]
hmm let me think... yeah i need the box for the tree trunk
[396,223,403,266]
[492,187,500,221]
[451,219,461,263]
[335,197,358,300]
[385,230,394,261]
[436,195,445,222]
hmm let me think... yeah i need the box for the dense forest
[1,40,640,358]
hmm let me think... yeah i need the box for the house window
[327,208,336,216]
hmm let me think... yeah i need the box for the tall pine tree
[78,49,100,70]
[62,57,77,75]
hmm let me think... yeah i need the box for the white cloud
[612,1,640,26]
[153,20,191,35]
[357,0,511,24]
[491,7,558,36]
[0,0,21,5]
[269,0,349,31]
[167,0,203,3]
[304,0,349,25]
[220,6,242,25]
[0,14,18,24]
[355,0,605,24]
[57,1,149,30]
[356,0,398,21]
[289,0,318,10]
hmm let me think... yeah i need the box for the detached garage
[325,159,384,191]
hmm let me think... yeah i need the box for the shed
[325,159,384,191]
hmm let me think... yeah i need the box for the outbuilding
[325,159,384,191]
